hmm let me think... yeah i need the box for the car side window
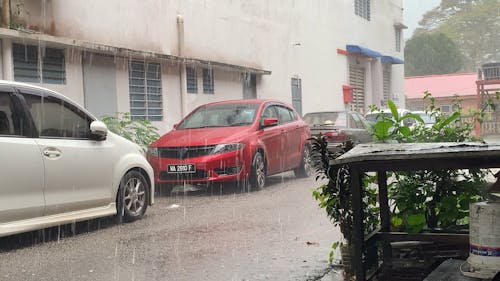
[0,92,17,136]
[22,93,92,139]
[261,105,278,125]
[276,106,294,124]
[350,113,364,129]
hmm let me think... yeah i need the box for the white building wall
[8,0,404,128]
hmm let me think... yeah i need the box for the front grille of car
[158,145,216,159]
[159,170,208,180]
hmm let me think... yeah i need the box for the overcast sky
[403,0,441,39]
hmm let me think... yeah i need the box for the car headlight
[210,143,244,155]
[147,147,159,157]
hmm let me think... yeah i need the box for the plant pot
[340,244,354,279]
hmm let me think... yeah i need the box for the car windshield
[303,112,347,128]
[177,103,259,129]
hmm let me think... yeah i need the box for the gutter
[0,27,271,75]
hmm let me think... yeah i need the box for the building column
[369,58,384,107]
[2,39,13,81]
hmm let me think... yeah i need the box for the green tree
[405,32,463,76]
[415,0,500,71]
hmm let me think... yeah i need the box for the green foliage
[311,136,379,248]
[101,112,160,151]
[416,0,500,70]
[368,93,498,233]
[404,32,463,76]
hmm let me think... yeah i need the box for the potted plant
[311,136,379,277]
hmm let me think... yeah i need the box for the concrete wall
[7,0,405,130]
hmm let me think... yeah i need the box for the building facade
[0,0,405,134]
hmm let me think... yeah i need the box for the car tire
[294,145,313,178]
[117,170,149,222]
[249,151,266,190]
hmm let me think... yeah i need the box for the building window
[128,61,163,121]
[355,0,370,20]
[291,77,302,115]
[395,28,402,52]
[349,65,366,113]
[382,66,391,105]
[440,105,451,113]
[13,43,66,84]
[186,66,198,93]
[203,68,214,94]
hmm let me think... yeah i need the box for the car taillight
[324,131,348,141]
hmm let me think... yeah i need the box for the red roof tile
[405,73,478,99]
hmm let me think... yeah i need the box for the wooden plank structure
[330,142,500,280]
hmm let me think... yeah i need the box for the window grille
[13,43,66,84]
[128,61,163,121]
[355,0,371,20]
[395,28,402,52]
[349,65,366,113]
[291,78,302,115]
[203,68,214,94]
[186,66,198,93]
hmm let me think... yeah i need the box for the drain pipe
[1,0,9,28]
[177,14,187,117]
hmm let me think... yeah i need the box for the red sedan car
[147,99,312,191]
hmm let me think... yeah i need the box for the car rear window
[303,112,347,128]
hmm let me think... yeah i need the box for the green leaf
[406,213,426,233]
[399,126,411,136]
[388,100,399,121]
[391,216,403,227]
[374,121,393,140]
[434,111,460,130]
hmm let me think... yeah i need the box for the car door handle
[43,148,61,158]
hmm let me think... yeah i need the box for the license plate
[167,164,196,173]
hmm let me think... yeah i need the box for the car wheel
[249,151,266,190]
[294,145,313,178]
[117,170,149,222]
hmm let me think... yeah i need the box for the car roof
[303,111,354,115]
[195,99,297,112]
[0,80,98,120]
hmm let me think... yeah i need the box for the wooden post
[378,171,392,267]
[351,168,365,280]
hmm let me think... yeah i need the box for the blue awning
[381,55,404,64]
[346,44,382,58]
[345,44,404,64]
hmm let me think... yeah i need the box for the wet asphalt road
[0,172,340,281]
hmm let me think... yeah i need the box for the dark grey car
[303,111,372,151]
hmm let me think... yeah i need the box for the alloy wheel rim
[256,154,265,188]
[303,147,313,176]
[124,177,146,216]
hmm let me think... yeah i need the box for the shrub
[101,112,159,152]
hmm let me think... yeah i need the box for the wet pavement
[0,172,341,281]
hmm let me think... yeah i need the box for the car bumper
[148,151,248,185]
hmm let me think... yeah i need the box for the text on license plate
[168,164,196,173]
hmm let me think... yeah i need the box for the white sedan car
[0,81,154,237]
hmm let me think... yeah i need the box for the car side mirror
[262,117,279,128]
[90,120,108,141]
[173,123,179,129]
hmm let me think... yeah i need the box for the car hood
[152,126,253,147]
